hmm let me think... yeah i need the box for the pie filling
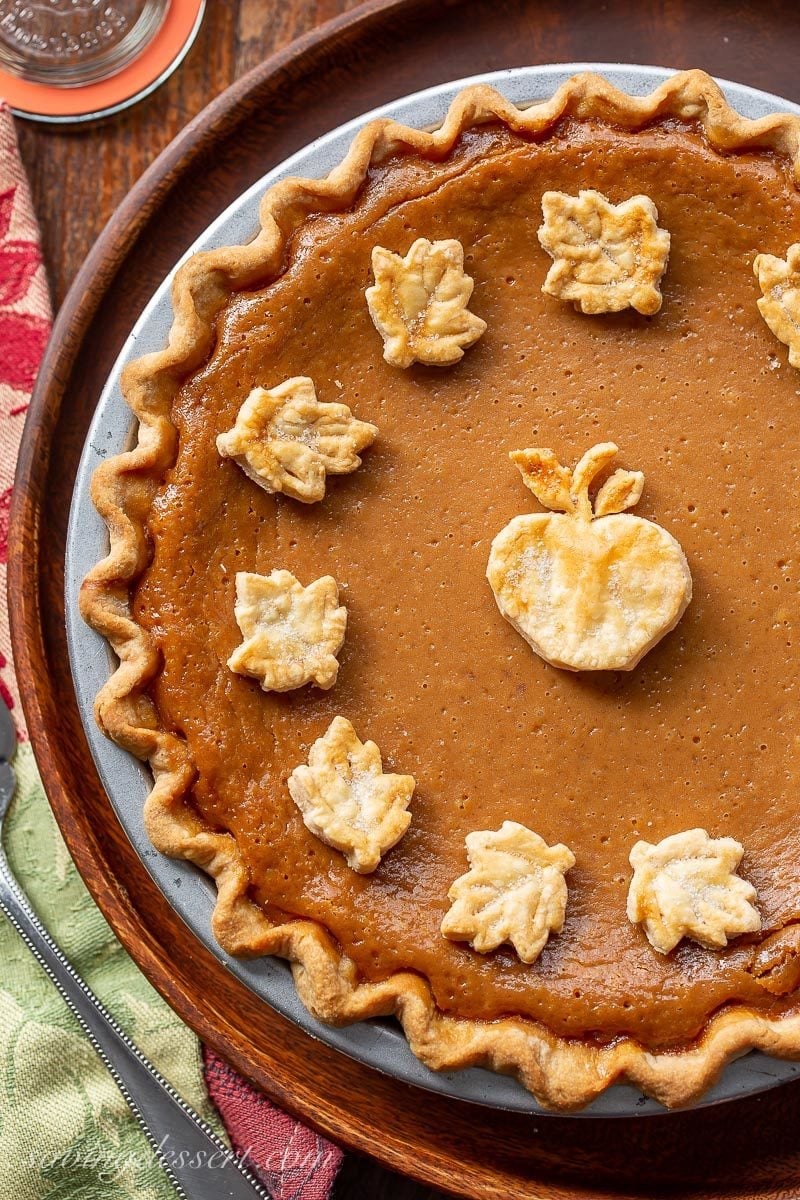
[133,117,800,1048]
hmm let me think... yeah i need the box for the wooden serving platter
[11,1,800,1195]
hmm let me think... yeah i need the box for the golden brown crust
[80,69,800,1110]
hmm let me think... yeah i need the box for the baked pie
[81,69,800,1110]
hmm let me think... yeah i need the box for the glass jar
[0,0,170,87]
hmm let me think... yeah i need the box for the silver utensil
[0,697,271,1200]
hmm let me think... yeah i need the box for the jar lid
[1,0,205,124]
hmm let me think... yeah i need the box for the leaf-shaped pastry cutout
[216,378,377,503]
[288,716,415,873]
[441,820,575,964]
[227,570,347,692]
[627,828,761,954]
[754,243,800,369]
[594,468,645,517]
[365,238,487,368]
[537,189,671,315]
[509,448,575,513]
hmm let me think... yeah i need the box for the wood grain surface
[11,2,800,1198]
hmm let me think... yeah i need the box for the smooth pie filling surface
[134,118,800,1048]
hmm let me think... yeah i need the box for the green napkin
[0,742,225,1198]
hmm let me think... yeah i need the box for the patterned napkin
[0,100,343,1200]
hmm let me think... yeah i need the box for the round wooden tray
[11,1,800,1195]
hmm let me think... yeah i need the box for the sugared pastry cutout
[627,828,761,954]
[537,189,670,315]
[366,237,487,367]
[228,570,346,692]
[288,716,415,873]
[754,244,800,368]
[216,378,378,503]
[486,442,692,672]
[441,820,575,964]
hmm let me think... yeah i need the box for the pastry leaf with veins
[366,237,486,367]
[441,820,575,964]
[216,377,377,503]
[288,716,415,873]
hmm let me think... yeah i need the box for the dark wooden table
[14,2,800,1198]
[15,3,440,1194]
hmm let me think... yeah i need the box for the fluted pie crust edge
[80,70,800,1111]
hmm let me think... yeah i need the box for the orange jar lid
[1,0,204,124]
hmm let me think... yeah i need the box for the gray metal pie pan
[64,63,800,1116]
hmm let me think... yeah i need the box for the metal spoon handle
[0,860,271,1200]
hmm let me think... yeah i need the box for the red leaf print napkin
[0,102,51,734]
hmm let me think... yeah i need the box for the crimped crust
[80,70,800,1111]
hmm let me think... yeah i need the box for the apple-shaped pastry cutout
[486,443,692,672]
